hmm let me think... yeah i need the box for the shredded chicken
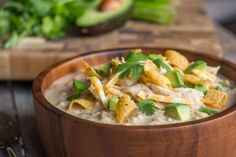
[45,49,234,125]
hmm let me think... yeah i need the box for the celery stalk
[133,0,176,24]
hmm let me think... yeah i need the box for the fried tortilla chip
[115,95,137,123]
[90,76,108,107]
[143,60,171,88]
[68,99,94,110]
[165,50,189,70]
[202,89,228,108]
[184,74,212,87]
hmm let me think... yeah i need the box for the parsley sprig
[138,99,158,115]
[115,50,148,80]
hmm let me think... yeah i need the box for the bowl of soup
[33,48,236,157]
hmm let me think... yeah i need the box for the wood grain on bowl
[33,48,236,157]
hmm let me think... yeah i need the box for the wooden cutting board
[0,0,222,80]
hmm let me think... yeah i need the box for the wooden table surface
[0,26,236,157]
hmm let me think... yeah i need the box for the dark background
[205,0,236,34]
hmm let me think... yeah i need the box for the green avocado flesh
[76,0,134,27]
[165,103,190,121]
[194,84,208,94]
[166,70,184,88]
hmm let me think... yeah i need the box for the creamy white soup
[45,50,236,125]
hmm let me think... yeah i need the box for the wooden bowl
[33,48,236,157]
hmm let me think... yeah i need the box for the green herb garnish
[153,57,172,72]
[199,106,217,115]
[0,0,88,48]
[67,80,89,101]
[125,49,142,61]
[67,93,82,102]
[115,51,148,80]
[117,63,144,80]
[138,99,158,116]
[125,52,148,62]
[129,64,144,80]
[73,80,88,93]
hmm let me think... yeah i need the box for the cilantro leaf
[125,49,142,61]
[116,63,144,80]
[67,80,89,101]
[0,10,11,36]
[3,31,19,48]
[138,99,158,116]
[125,49,147,62]
[115,50,148,80]
[0,0,87,49]
[67,93,81,102]
[95,63,112,78]
[125,51,136,61]
[115,62,137,72]
[153,58,171,72]
[119,68,131,79]
[130,64,144,80]
[126,53,148,62]
[73,80,89,94]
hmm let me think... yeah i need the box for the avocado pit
[99,0,122,12]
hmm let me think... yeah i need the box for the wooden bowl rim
[33,47,236,130]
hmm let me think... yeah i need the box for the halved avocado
[76,0,134,35]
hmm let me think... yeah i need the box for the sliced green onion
[194,85,208,94]
[108,96,119,111]
[185,60,207,74]
[199,106,217,115]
